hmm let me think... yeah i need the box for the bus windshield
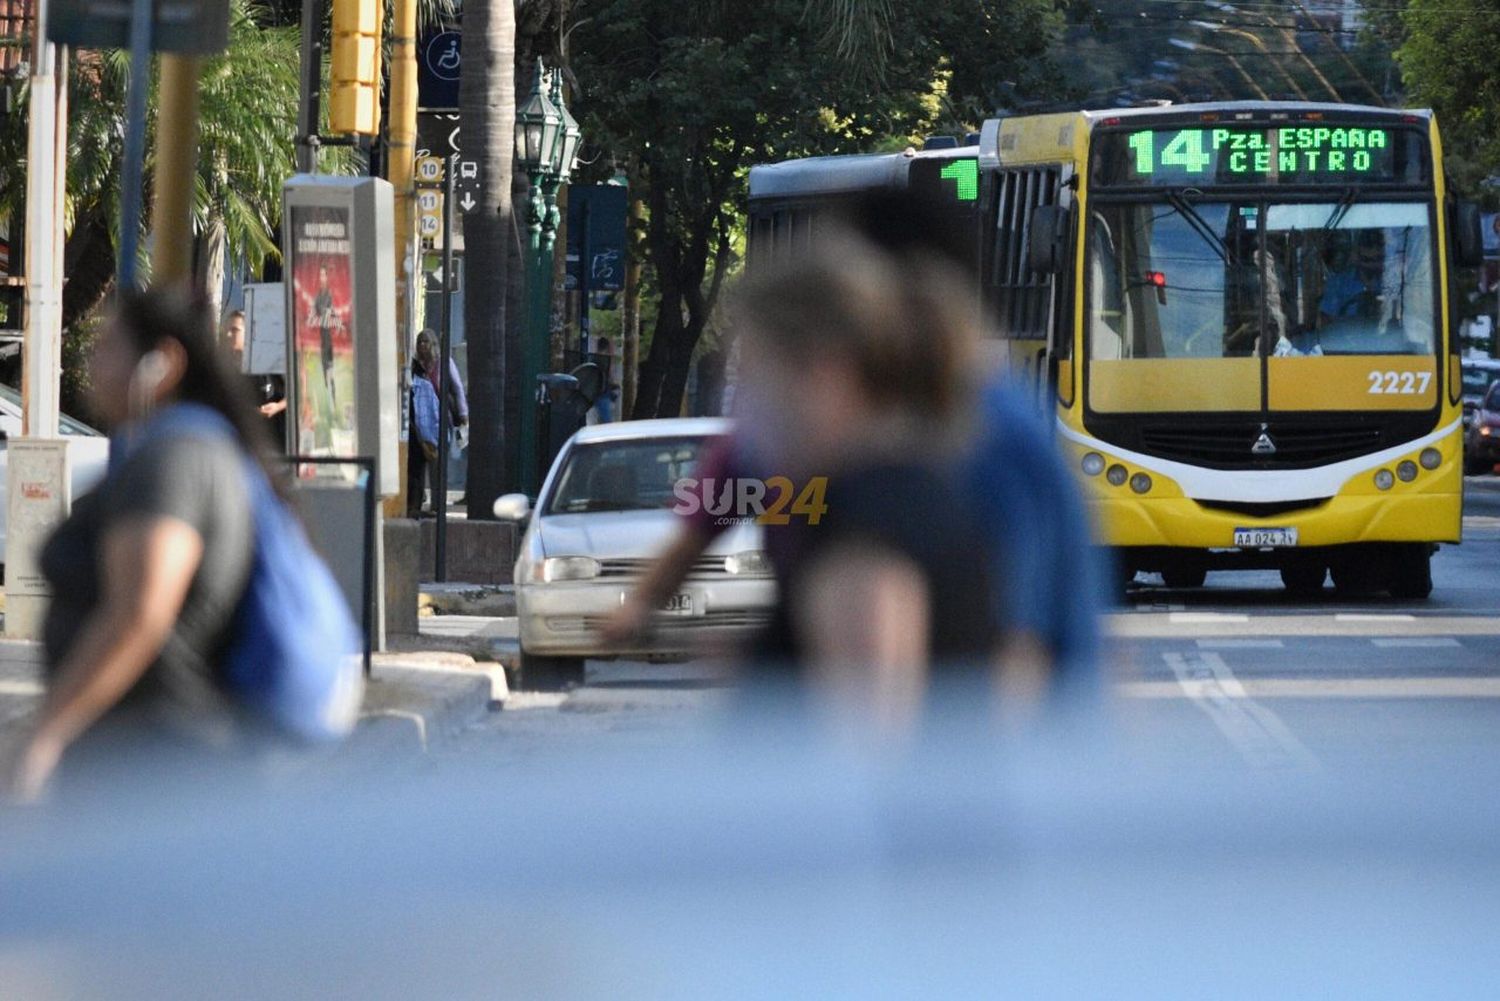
[1088,199,1436,362]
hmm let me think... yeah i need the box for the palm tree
[459,0,515,516]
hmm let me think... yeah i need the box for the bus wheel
[1162,566,1207,589]
[1280,563,1327,596]
[1331,555,1384,596]
[1388,544,1434,600]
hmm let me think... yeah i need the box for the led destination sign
[1094,124,1425,187]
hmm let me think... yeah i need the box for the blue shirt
[965,380,1104,694]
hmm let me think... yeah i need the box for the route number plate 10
[1234,527,1299,548]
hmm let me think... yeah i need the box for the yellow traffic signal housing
[329,0,382,136]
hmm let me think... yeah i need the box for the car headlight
[725,551,772,575]
[540,556,601,582]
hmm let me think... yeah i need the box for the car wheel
[1279,562,1327,596]
[1388,544,1434,600]
[1162,565,1207,589]
[519,652,586,692]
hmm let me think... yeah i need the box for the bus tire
[1280,563,1327,596]
[1331,555,1384,596]
[1162,565,1207,589]
[1388,545,1434,600]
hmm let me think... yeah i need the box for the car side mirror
[1455,200,1485,268]
[1027,205,1069,274]
[493,493,532,521]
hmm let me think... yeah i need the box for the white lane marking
[1121,677,1500,699]
[1110,614,1500,638]
[1163,652,1318,771]
[1195,639,1284,649]
[1336,613,1417,622]
[1169,612,1251,624]
[1370,637,1461,649]
[0,680,43,697]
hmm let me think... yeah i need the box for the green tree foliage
[1398,0,1500,189]
[572,0,1062,418]
[0,0,323,332]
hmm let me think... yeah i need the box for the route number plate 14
[1234,527,1299,548]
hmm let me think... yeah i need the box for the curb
[348,661,496,756]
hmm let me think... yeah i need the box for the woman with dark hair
[6,286,283,797]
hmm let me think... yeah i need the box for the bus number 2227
[1367,371,1432,395]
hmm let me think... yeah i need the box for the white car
[0,386,111,567]
[495,418,775,688]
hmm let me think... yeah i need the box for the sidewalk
[0,632,505,757]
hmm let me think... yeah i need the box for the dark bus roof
[748,146,975,202]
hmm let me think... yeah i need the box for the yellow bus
[748,103,1485,598]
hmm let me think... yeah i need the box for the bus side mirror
[1027,205,1069,274]
[1455,200,1485,268]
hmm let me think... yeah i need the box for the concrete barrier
[384,519,421,636]
[418,518,517,585]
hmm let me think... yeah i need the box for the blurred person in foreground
[604,199,1103,705]
[4,288,349,799]
[618,232,1019,727]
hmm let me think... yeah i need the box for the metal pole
[518,173,545,495]
[22,0,64,437]
[116,0,154,290]
[577,193,591,361]
[435,158,455,581]
[295,0,324,173]
[150,55,203,285]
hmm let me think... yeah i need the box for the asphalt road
[438,476,1500,775]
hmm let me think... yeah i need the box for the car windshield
[1088,199,1436,360]
[546,436,709,514]
[1462,366,1499,400]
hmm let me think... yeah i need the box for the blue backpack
[411,375,440,448]
[120,404,365,741]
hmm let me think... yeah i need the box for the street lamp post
[514,59,579,495]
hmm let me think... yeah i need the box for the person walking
[406,329,468,517]
[4,287,356,799]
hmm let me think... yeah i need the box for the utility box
[281,175,398,497]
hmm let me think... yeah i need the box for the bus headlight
[1081,452,1106,476]
[1373,469,1395,491]
[1396,460,1418,482]
[1106,464,1128,487]
[1129,472,1153,494]
[1419,448,1442,470]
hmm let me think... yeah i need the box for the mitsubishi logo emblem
[1252,425,1277,455]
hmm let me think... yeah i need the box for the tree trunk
[461,0,516,519]
[194,218,227,318]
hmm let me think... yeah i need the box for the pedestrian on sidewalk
[4,287,357,800]
[406,329,468,517]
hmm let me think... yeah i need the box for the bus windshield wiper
[1322,186,1358,232]
[1165,188,1230,265]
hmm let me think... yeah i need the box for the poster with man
[289,205,357,461]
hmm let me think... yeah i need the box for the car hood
[536,509,762,559]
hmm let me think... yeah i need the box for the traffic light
[329,0,382,136]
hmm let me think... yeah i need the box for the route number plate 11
[1234,527,1299,548]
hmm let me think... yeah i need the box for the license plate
[1233,527,1299,548]
[659,593,694,615]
